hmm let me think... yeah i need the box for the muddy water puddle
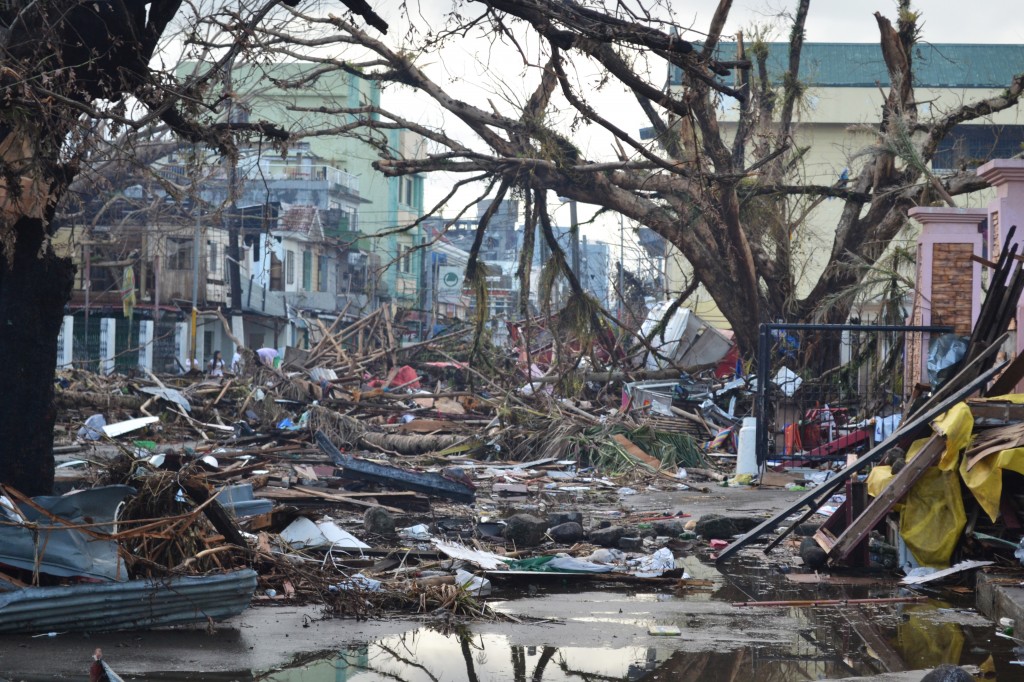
[16,562,1021,681]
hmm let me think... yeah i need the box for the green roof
[672,43,1024,88]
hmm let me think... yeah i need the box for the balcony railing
[251,162,360,194]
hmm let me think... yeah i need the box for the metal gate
[754,323,953,465]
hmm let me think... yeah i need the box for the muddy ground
[2,485,1018,681]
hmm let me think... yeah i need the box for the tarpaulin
[931,401,973,471]
[901,466,966,568]
[960,445,1024,522]
[866,464,894,498]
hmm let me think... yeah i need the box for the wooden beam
[828,435,944,562]
[968,401,1024,423]
[985,350,1024,396]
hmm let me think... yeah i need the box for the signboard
[437,266,464,304]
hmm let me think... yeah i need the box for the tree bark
[0,221,75,495]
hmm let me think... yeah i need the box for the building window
[208,241,219,276]
[400,245,412,274]
[934,124,1024,171]
[318,255,329,292]
[286,250,295,285]
[302,250,313,291]
[167,238,192,270]
[399,177,414,206]
[270,252,283,291]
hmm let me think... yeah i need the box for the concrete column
[138,320,154,372]
[99,318,117,375]
[231,314,245,351]
[57,315,74,370]
[906,207,986,387]
[976,160,1024,367]
[175,321,190,372]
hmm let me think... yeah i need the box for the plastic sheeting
[901,467,966,568]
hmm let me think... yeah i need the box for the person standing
[208,350,225,377]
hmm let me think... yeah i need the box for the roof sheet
[675,43,1024,88]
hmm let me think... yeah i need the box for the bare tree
[253,0,1022,358]
[0,0,386,495]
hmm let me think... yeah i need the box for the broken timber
[715,352,1007,565]
[825,435,944,561]
[315,431,475,504]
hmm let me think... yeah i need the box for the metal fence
[754,323,953,465]
[68,313,184,374]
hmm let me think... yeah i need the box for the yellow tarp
[901,466,966,567]
[931,402,973,471]
[866,465,893,498]
[960,446,1024,522]
[866,397,1024,567]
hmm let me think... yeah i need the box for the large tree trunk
[0,221,75,495]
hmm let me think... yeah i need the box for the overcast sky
[366,1,1024,243]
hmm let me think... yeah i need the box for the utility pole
[189,143,200,366]
[223,60,243,312]
[190,173,201,370]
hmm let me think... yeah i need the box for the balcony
[249,162,360,195]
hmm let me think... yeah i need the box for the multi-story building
[178,62,427,309]
[663,42,1024,328]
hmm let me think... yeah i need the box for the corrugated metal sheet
[673,43,1024,88]
[0,569,257,634]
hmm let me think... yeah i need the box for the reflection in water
[252,604,1013,682]
[33,564,1015,681]
[259,631,656,682]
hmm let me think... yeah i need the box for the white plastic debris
[586,548,626,565]
[773,367,803,397]
[455,569,492,596]
[334,574,381,592]
[78,414,106,441]
[102,416,159,438]
[281,517,370,551]
[399,524,432,541]
[432,539,509,570]
[630,547,675,577]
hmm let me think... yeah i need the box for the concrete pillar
[906,207,986,388]
[57,315,74,370]
[99,318,117,375]
[976,160,1024,366]
[231,314,245,351]
[175,321,190,372]
[138,320,154,372]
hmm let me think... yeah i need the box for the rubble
[10,276,1024,647]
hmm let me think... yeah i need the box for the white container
[736,417,760,476]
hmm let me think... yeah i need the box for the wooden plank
[828,435,945,562]
[714,355,1006,565]
[985,350,1024,396]
[968,401,1024,423]
[292,485,404,513]
[612,434,664,472]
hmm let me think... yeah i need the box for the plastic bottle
[736,417,760,476]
